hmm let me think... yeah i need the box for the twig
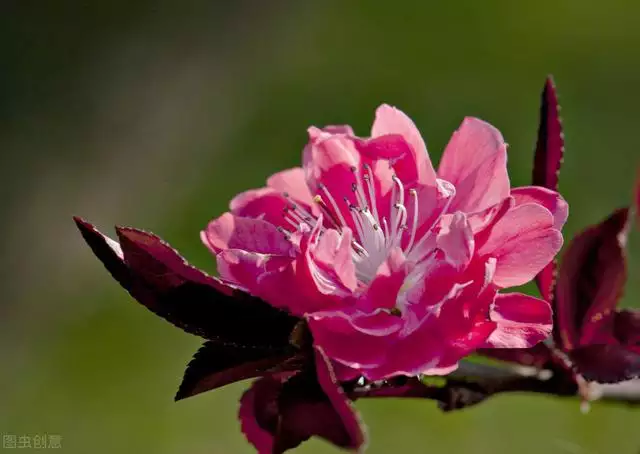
[348,360,640,410]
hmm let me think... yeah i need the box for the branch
[348,361,640,411]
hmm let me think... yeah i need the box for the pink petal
[484,293,552,348]
[477,203,563,288]
[424,321,498,375]
[512,186,568,230]
[217,249,330,316]
[354,134,412,161]
[362,248,409,310]
[202,212,293,256]
[371,104,437,185]
[307,310,400,372]
[307,226,357,294]
[230,187,291,227]
[467,196,515,236]
[303,128,361,232]
[403,179,456,259]
[436,212,474,270]
[266,167,314,206]
[438,117,510,213]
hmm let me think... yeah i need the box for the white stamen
[279,167,449,285]
[406,189,419,253]
[320,184,349,228]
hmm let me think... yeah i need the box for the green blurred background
[1,1,639,453]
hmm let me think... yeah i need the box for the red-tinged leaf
[115,226,230,294]
[554,209,629,350]
[74,217,133,290]
[310,347,366,451]
[238,350,365,454]
[478,343,554,369]
[175,341,302,401]
[569,344,640,383]
[532,77,565,302]
[75,218,300,348]
[614,310,640,346]
[239,372,293,454]
[533,77,564,193]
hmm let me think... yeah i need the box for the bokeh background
[1,1,639,453]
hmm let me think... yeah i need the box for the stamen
[318,185,349,228]
[363,164,380,223]
[276,225,292,240]
[405,189,419,253]
[313,193,343,230]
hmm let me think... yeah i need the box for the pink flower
[203,105,565,381]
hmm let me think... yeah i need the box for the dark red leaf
[569,344,640,383]
[532,76,565,302]
[554,208,629,350]
[239,372,292,453]
[74,217,133,290]
[614,310,640,346]
[175,341,301,401]
[239,349,365,454]
[75,218,300,348]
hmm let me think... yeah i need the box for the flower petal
[362,247,409,310]
[303,128,362,233]
[436,212,474,270]
[438,117,510,213]
[307,309,401,373]
[230,187,290,226]
[512,185,568,302]
[512,186,568,230]
[202,212,293,256]
[307,226,357,294]
[266,167,314,206]
[216,249,330,316]
[354,133,412,161]
[371,104,437,185]
[477,203,563,288]
[484,293,552,348]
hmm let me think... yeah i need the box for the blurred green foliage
[1,1,639,453]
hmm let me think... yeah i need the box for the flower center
[280,165,446,284]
